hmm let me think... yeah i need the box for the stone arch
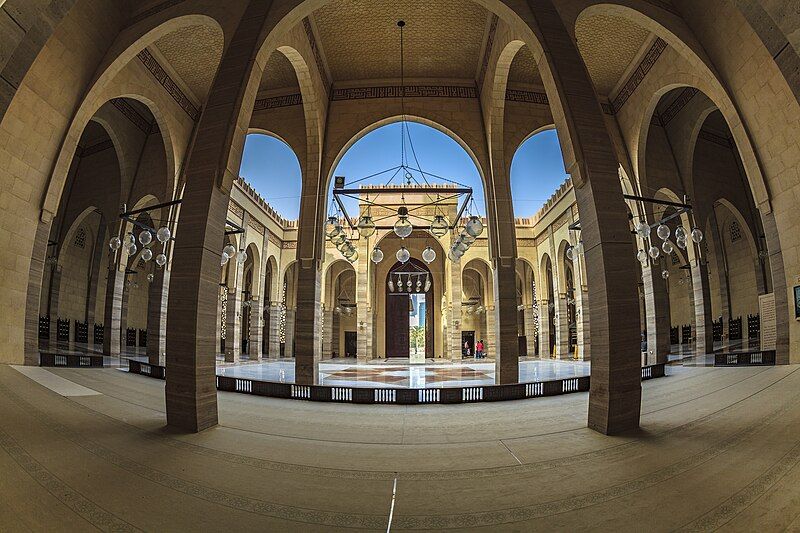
[265,255,280,303]
[462,257,494,306]
[323,114,489,192]
[323,259,355,309]
[41,15,224,219]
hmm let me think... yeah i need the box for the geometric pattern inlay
[137,48,200,121]
[611,38,667,113]
[331,85,478,101]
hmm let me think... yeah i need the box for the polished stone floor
[2,363,799,530]
[217,357,591,387]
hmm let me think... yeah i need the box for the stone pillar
[284,308,296,358]
[485,305,496,357]
[356,251,371,362]
[24,219,52,365]
[332,312,341,358]
[322,308,334,359]
[527,0,642,434]
[523,305,537,357]
[268,302,281,358]
[147,268,169,365]
[216,289,224,356]
[85,220,108,342]
[708,212,732,350]
[642,264,670,365]
[48,265,62,345]
[493,260,519,383]
[555,292,571,359]
[165,0,278,432]
[248,296,262,361]
[573,253,591,361]
[538,299,551,358]
[759,210,789,363]
[690,259,714,356]
[293,260,321,384]
[447,259,462,360]
[102,265,124,357]
[225,285,242,363]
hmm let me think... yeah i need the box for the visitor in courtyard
[476,339,484,359]
[464,340,471,358]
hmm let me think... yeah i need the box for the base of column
[588,387,642,435]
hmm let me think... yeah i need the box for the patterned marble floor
[216,357,591,387]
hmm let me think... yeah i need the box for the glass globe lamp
[424,278,431,292]
[662,241,674,254]
[662,270,670,280]
[460,230,476,245]
[396,246,410,263]
[637,250,648,264]
[349,250,359,263]
[465,216,484,237]
[422,246,436,264]
[147,273,154,283]
[566,247,575,261]
[125,233,136,245]
[221,254,229,266]
[237,250,247,264]
[447,249,458,262]
[109,236,122,251]
[691,228,704,243]
[674,226,686,241]
[454,239,469,254]
[656,224,670,241]
[141,248,153,262]
[371,246,384,264]
[430,215,449,237]
[331,232,347,247]
[635,221,650,239]
[127,243,137,256]
[393,216,412,239]
[648,245,660,259]
[156,226,171,243]
[357,215,376,237]
[325,216,340,238]
[676,237,687,250]
[223,244,236,258]
[155,253,167,267]
[139,230,152,245]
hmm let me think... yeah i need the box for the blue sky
[240,124,569,220]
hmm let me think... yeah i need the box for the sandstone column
[225,282,243,363]
[322,308,334,359]
[759,210,789,363]
[538,298,551,358]
[147,268,169,365]
[554,292,571,359]
[48,265,62,346]
[447,258,462,360]
[102,263,124,357]
[690,259,714,356]
[523,305,537,357]
[268,302,281,358]
[284,308,296,358]
[24,219,52,365]
[248,295,262,361]
[165,0,275,431]
[641,264,670,365]
[528,0,642,433]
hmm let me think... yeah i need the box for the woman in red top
[476,340,484,359]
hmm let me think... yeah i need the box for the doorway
[462,330,475,358]
[344,331,357,358]
[385,259,434,358]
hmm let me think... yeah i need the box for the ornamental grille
[220,287,227,340]
[280,279,287,343]
[74,227,86,248]
[729,220,742,243]
[531,279,539,336]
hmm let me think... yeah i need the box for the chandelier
[326,20,484,266]
[386,260,431,293]
[567,192,704,281]
[108,199,248,270]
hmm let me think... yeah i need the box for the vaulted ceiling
[153,24,224,103]
[311,0,489,82]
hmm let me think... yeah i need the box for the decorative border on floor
[128,360,666,405]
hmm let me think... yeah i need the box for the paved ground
[1,363,799,531]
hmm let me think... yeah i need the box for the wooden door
[344,331,357,358]
[386,292,409,357]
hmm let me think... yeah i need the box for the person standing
[476,339,484,359]
[464,340,471,358]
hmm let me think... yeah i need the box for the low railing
[128,360,666,405]
[714,350,776,367]
[40,352,104,368]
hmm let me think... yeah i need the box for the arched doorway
[385,258,434,358]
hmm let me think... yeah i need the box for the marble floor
[217,357,591,387]
[1,363,799,530]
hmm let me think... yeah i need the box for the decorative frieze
[505,89,549,105]
[228,202,244,219]
[477,14,499,89]
[698,129,734,148]
[331,85,478,101]
[128,0,185,26]
[303,18,330,94]
[282,241,298,249]
[518,239,537,248]
[268,232,282,248]
[79,139,114,158]
[611,38,667,113]
[137,48,200,121]
[659,87,699,125]
[111,98,153,134]
[253,93,303,111]
[249,219,266,236]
